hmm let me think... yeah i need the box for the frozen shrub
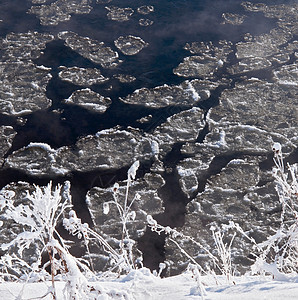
[147,214,236,284]
[100,161,142,272]
[250,143,298,275]
[0,182,124,299]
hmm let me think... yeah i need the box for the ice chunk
[114,35,148,56]
[137,5,154,15]
[58,31,121,68]
[273,63,298,86]
[105,6,134,22]
[139,18,154,26]
[29,0,93,26]
[208,79,298,140]
[4,129,154,176]
[173,56,219,78]
[58,67,109,86]
[64,88,112,113]
[222,13,246,25]
[120,79,219,108]
[113,74,136,83]
[0,126,17,165]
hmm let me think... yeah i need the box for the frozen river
[0,0,297,275]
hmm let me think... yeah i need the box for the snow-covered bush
[100,160,142,272]
[0,182,72,282]
[0,182,119,299]
[250,143,298,276]
[0,160,144,298]
[147,214,236,284]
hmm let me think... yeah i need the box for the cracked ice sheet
[166,153,285,275]
[153,107,205,156]
[176,40,233,76]
[208,79,298,142]
[179,123,295,181]
[206,158,261,192]
[237,1,298,59]
[242,1,298,28]
[4,129,154,177]
[166,180,281,275]
[235,27,292,59]
[178,157,261,198]
[0,32,54,116]
[273,63,298,87]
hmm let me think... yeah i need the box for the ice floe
[208,79,298,141]
[29,0,93,26]
[114,35,148,56]
[227,57,272,74]
[120,80,219,108]
[105,6,134,22]
[139,18,154,26]
[173,56,220,78]
[137,5,154,15]
[58,31,121,68]
[0,62,52,116]
[64,88,112,113]
[58,66,109,86]
[184,40,233,62]
[222,13,246,25]
[0,32,54,116]
[4,129,154,176]
[0,126,17,165]
[273,63,298,86]
[153,107,205,156]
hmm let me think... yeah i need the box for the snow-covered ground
[1,269,298,299]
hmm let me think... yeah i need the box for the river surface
[0,0,297,275]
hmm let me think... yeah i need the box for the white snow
[26,142,55,153]
[1,271,298,300]
[151,140,159,156]
[187,81,200,101]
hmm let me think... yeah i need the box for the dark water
[0,0,296,272]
